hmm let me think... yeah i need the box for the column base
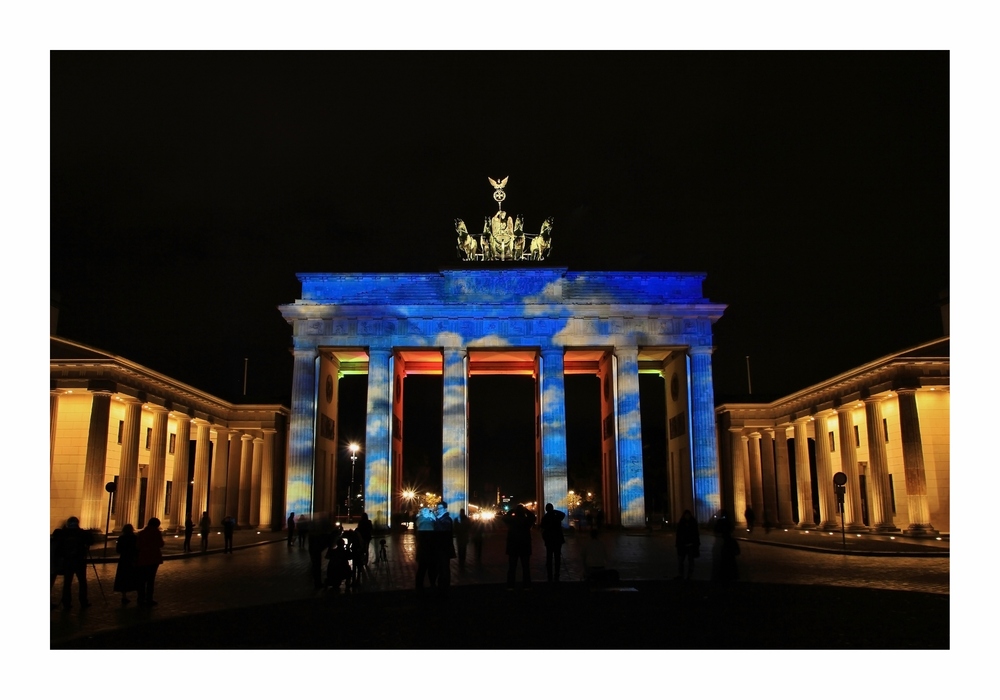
[794,522,817,530]
[870,524,901,533]
[818,520,841,530]
[846,523,869,532]
[904,524,940,537]
[776,520,796,529]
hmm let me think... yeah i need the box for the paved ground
[49,523,949,650]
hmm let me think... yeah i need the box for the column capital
[687,345,714,356]
[863,395,884,405]
[895,387,919,396]
[241,433,254,443]
[262,427,277,435]
[253,436,264,445]
[741,434,749,444]
[728,426,745,435]
[836,402,858,415]
[793,415,812,425]
[763,427,775,437]
[748,431,762,439]
[147,404,169,415]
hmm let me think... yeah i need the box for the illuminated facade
[715,338,950,535]
[279,268,727,528]
[50,337,289,534]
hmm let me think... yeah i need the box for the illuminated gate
[280,267,726,528]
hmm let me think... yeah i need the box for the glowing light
[889,536,896,540]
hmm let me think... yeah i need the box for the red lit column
[793,417,814,528]
[80,390,112,530]
[835,405,866,530]
[897,389,938,536]
[863,397,898,532]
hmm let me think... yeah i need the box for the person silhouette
[53,516,93,610]
[539,502,566,584]
[712,509,740,584]
[199,511,211,552]
[222,515,236,553]
[287,512,296,548]
[135,517,165,606]
[504,503,535,590]
[744,506,756,533]
[183,516,194,552]
[113,523,138,605]
[433,502,455,591]
[674,509,700,580]
[453,508,470,569]
[414,506,437,589]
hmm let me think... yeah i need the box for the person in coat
[113,523,138,605]
[539,502,566,583]
[504,503,535,590]
[674,509,700,580]
[135,517,165,606]
[53,516,93,610]
[433,502,455,591]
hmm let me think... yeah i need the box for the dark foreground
[52,580,948,650]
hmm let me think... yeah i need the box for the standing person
[54,516,93,610]
[711,509,740,584]
[453,508,470,569]
[414,506,437,589]
[287,512,296,548]
[135,517,165,606]
[503,503,535,590]
[744,506,756,533]
[674,509,700,580]
[297,515,310,549]
[183,516,194,552]
[113,523,138,605]
[358,512,374,563]
[325,536,351,592]
[433,502,455,591]
[222,515,236,553]
[199,511,211,552]
[539,502,566,584]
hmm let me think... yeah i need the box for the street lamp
[348,443,359,522]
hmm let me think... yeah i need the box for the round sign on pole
[105,481,117,493]
[833,472,847,486]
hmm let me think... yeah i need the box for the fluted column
[773,425,795,528]
[238,433,253,526]
[169,414,191,531]
[441,347,469,519]
[539,347,569,515]
[50,391,61,478]
[863,397,898,532]
[259,428,276,529]
[793,418,814,528]
[747,432,764,524]
[115,398,143,529]
[897,389,938,535]
[760,429,778,527]
[191,419,212,521]
[365,348,393,528]
[209,427,230,526]
[729,429,747,525]
[286,347,318,517]
[813,413,839,529]
[144,406,169,523]
[80,391,112,530]
[835,405,866,530]
[224,430,242,518]
[688,347,722,522]
[615,345,646,527]
[250,436,264,527]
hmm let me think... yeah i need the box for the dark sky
[49,51,949,504]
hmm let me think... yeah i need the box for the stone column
[50,391,61,478]
[238,433,254,526]
[80,391,112,530]
[441,347,469,518]
[747,432,764,524]
[286,346,318,517]
[760,429,778,527]
[191,419,212,522]
[729,429,747,526]
[793,417,814,528]
[259,428,276,529]
[169,414,191,531]
[897,389,938,535]
[250,436,264,527]
[144,406,169,523]
[773,425,795,528]
[539,347,569,514]
[863,397,898,532]
[813,413,840,529]
[615,345,646,527]
[209,427,231,526]
[835,405,866,529]
[115,398,143,529]
[688,347,722,522]
[365,348,393,528]
[225,430,242,519]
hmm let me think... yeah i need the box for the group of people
[673,508,740,584]
[414,502,457,591]
[50,515,165,610]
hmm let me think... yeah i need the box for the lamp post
[348,443,359,522]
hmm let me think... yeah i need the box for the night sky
[48,51,950,506]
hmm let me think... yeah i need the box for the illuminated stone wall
[281,268,726,529]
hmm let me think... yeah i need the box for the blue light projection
[280,268,726,528]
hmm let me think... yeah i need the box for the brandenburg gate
[279,179,727,528]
